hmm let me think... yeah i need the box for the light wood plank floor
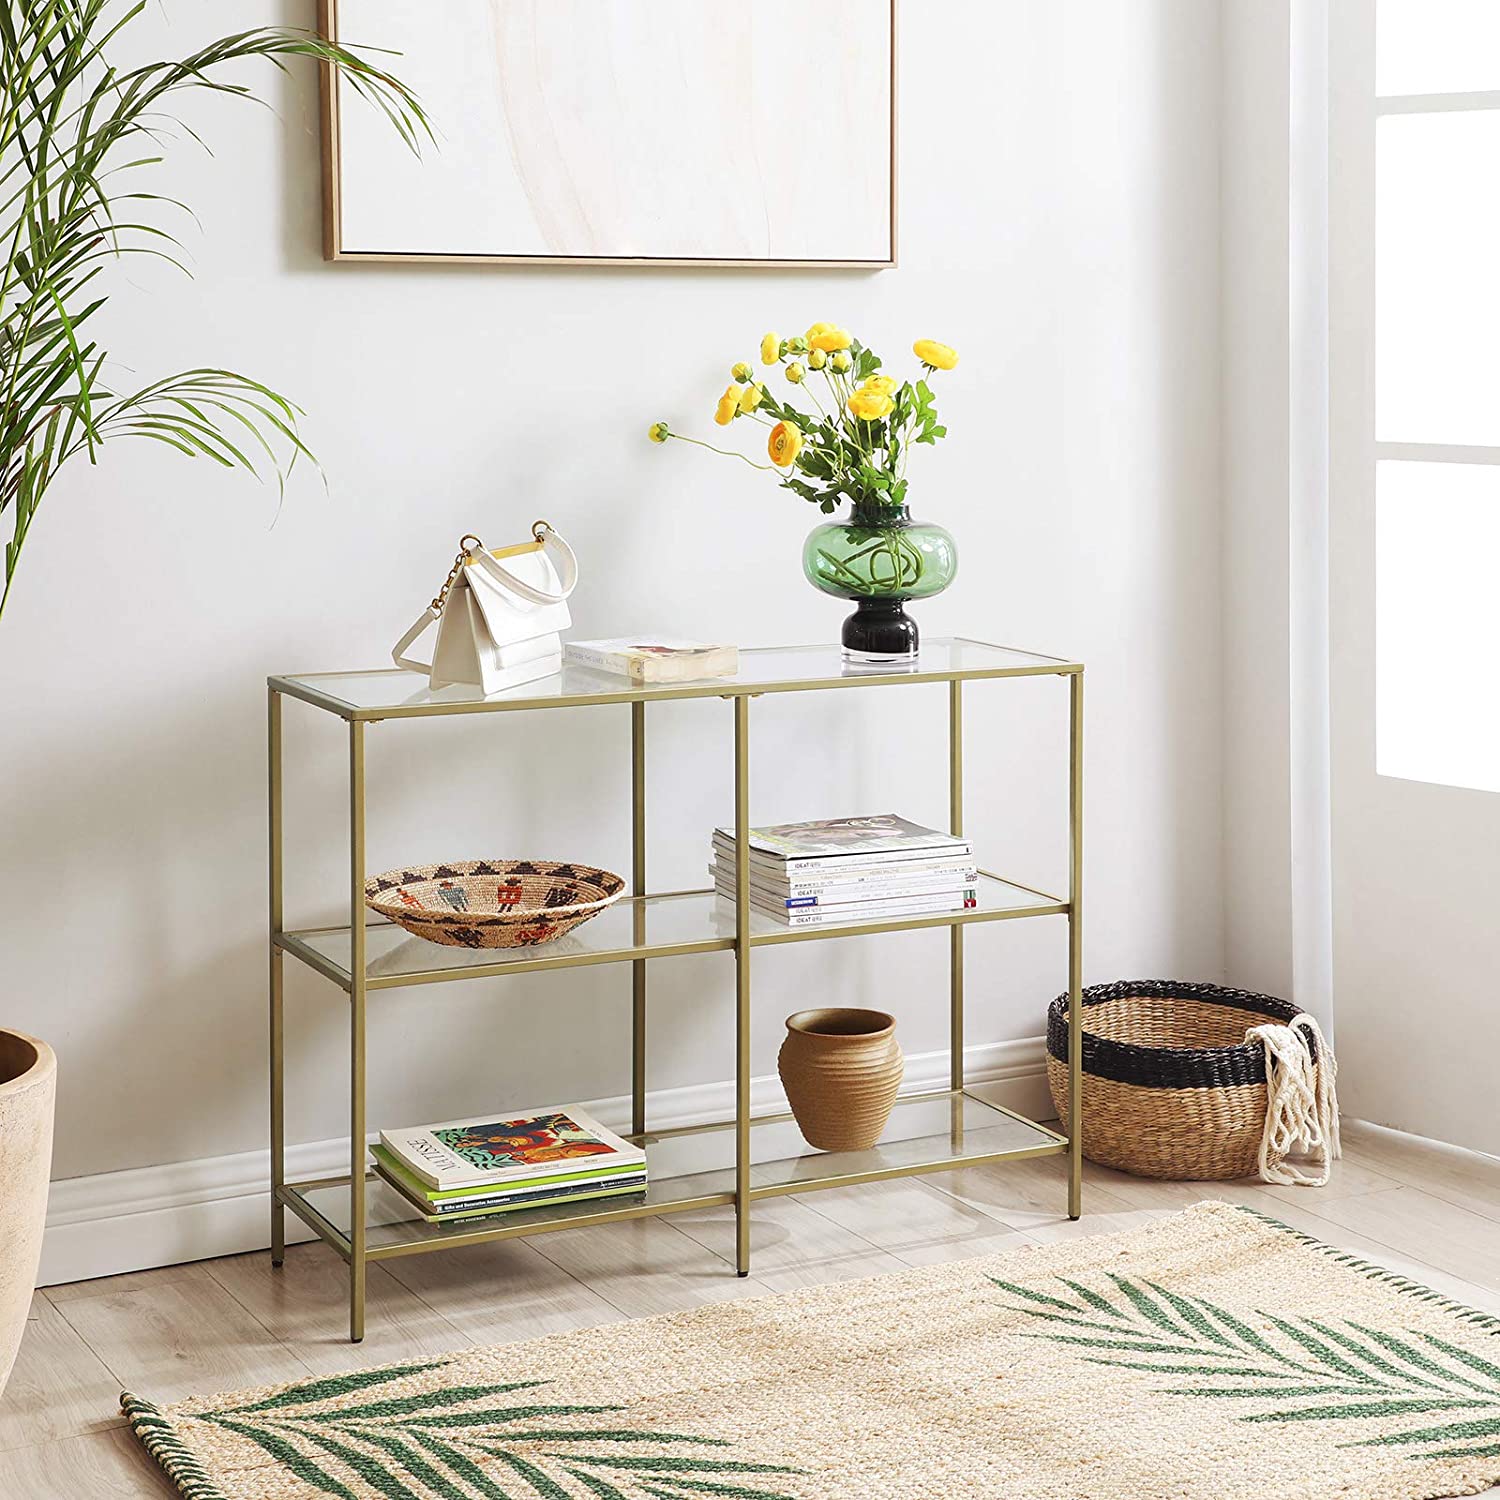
[4,1118,1500,1497]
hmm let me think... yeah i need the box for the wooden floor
[5,1118,1500,1496]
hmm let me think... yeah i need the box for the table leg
[733,695,751,1278]
[349,719,367,1341]
[268,689,285,1269]
[1067,670,1084,1220]
[949,681,965,1148]
[632,701,647,1138]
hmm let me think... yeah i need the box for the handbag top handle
[464,520,578,606]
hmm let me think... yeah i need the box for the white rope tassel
[1244,1013,1342,1187]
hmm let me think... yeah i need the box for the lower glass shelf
[280,1088,1066,1262]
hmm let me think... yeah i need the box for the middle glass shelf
[277,871,1067,991]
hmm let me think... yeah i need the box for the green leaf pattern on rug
[990,1273,1500,1462]
[187,1363,804,1499]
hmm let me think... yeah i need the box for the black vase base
[842,644,919,667]
[842,598,919,664]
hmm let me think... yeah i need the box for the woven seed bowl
[365,859,625,949]
[1046,979,1311,1180]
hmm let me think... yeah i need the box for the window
[1373,0,1500,793]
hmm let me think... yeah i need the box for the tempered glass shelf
[277,872,1067,990]
[269,638,1081,720]
[279,1088,1066,1260]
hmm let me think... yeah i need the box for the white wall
[1218,0,1335,1031]
[0,1,1224,1249]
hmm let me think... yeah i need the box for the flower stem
[667,433,777,472]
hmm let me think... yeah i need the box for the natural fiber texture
[124,1202,1500,1500]
[1248,1013,1342,1186]
[1046,980,1320,1180]
[365,859,624,948]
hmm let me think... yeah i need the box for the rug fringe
[121,1391,233,1500]
[1231,1202,1500,1333]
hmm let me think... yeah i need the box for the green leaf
[224,1362,453,1414]
[487,1447,572,1497]
[1241,1398,1488,1424]
[1348,1324,1496,1394]
[211,1419,359,1500]
[1353,1412,1500,1448]
[1422,1334,1500,1384]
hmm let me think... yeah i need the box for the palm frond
[0,0,430,621]
[991,1272,1500,1462]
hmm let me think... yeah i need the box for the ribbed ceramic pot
[778,1008,904,1152]
[0,1029,55,1397]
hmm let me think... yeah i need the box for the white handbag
[393,522,578,694]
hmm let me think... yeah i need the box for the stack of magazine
[372,1106,647,1224]
[710,814,978,928]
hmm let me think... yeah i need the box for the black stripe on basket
[1045,979,1308,1091]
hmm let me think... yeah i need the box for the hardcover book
[711,814,969,868]
[373,1163,649,1224]
[379,1106,645,1191]
[564,639,738,684]
[710,861,980,906]
[369,1145,644,1203]
[713,882,977,927]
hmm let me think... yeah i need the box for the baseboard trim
[38,1035,1050,1287]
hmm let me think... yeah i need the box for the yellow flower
[808,348,827,370]
[860,375,897,397]
[768,420,803,468]
[847,388,894,422]
[831,350,852,373]
[739,382,764,414]
[786,362,805,384]
[760,332,781,364]
[731,361,753,382]
[913,339,959,370]
[807,321,853,353]
[648,421,670,443]
[714,385,739,426]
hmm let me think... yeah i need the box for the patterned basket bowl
[364,859,625,949]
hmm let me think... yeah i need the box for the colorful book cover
[380,1105,644,1190]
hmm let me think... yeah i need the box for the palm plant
[0,1,429,621]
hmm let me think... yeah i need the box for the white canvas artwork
[325,0,895,265]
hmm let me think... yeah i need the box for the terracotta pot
[778,1008,903,1152]
[0,1029,55,1398]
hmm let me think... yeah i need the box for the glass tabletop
[270,638,1079,719]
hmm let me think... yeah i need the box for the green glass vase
[802,506,958,663]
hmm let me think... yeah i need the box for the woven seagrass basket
[1045,979,1309,1180]
[365,859,624,949]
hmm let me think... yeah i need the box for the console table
[267,639,1084,1341]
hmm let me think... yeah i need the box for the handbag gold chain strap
[429,521,554,614]
[429,535,483,614]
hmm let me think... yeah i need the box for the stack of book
[372,1106,647,1224]
[710,814,978,928]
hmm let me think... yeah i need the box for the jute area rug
[124,1202,1500,1500]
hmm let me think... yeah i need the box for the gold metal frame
[268,642,1084,1342]
[316,0,899,271]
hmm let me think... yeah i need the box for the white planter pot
[0,1030,55,1397]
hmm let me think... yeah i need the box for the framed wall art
[319,0,897,268]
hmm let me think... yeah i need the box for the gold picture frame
[318,0,898,270]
